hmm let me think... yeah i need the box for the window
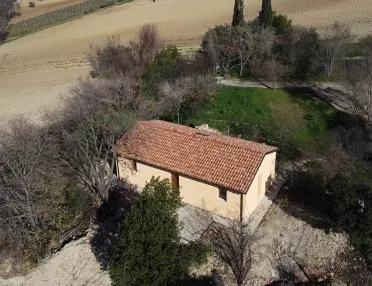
[219,188,227,201]
[131,160,137,172]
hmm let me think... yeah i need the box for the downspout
[240,193,244,222]
[116,156,120,178]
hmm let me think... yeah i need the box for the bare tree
[0,117,58,253]
[250,27,275,79]
[69,76,139,115]
[319,22,352,79]
[133,23,160,69]
[209,219,258,286]
[343,59,363,116]
[359,55,372,121]
[58,114,120,203]
[206,25,239,76]
[160,78,191,124]
[261,55,278,88]
[232,24,254,77]
[89,24,160,80]
[159,75,216,123]
[89,35,135,79]
[0,0,14,41]
[204,24,275,78]
[343,51,372,122]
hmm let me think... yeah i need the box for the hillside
[0,0,371,120]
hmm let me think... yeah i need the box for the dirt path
[1,0,371,120]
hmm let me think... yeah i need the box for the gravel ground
[0,200,349,286]
[0,232,111,286]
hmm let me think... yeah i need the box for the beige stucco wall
[243,152,276,218]
[118,152,276,220]
[118,158,241,219]
[178,176,241,219]
[118,158,171,189]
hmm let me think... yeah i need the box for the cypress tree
[109,177,209,286]
[232,0,244,26]
[259,0,273,27]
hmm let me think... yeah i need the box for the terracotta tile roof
[117,120,277,194]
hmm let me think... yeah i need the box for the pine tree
[259,0,273,27]
[232,0,244,26]
[109,177,209,286]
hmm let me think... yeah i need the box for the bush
[109,178,210,286]
[272,12,292,34]
[346,35,372,57]
[275,26,322,80]
[142,45,181,98]
[89,36,135,79]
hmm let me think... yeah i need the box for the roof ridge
[142,120,272,154]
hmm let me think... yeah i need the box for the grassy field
[188,87,340,155]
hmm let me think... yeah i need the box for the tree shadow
[175,274,221,286]
[90,182,139,270]
[275,186,334,232]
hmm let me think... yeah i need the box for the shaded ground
[90,183,139,270]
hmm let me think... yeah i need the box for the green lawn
[188,86,340,155]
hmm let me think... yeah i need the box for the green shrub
[272,12,292,34]
[109,177,210,286]
[142,45,181,99]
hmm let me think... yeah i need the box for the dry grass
[0,0,371,120]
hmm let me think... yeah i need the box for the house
[116,120,277,220]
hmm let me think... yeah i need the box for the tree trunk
[232,0,244,26]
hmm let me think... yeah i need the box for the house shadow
[90,182,140,270]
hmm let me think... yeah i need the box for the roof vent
[195,124,221,135]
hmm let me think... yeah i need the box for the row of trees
[205,19,355,82]
[226,0,369,83]
[0,0,15,41]
[224,1,372,125]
